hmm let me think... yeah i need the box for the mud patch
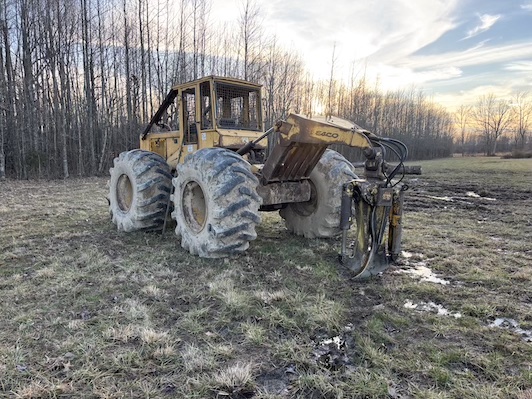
[256,367,295,396]
[312,327,357,371]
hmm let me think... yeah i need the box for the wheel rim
[182,180,207,233]
[116,174,133,212]
[292,180,318,216]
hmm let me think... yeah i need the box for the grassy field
[0,157,531,398]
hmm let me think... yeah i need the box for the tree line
[1,0,459,179]
[455,92,532,157]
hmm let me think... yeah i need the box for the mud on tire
[171,148,262,258]
[109,150,172,232]
[279,149,357,238]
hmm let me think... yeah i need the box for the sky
[212,0,532,110]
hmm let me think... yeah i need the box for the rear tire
[109,150,172,232]
[171,148,262,258]
[279,149,357,238]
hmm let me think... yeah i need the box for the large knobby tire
[109,150,172,232]
[279,149,357,238]
[171,148,262,258]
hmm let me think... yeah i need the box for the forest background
[1,0,530,179]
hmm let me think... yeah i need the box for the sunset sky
[213,0,532,110]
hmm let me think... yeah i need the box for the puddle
[401,251,423,259]
[401,251,425,259]
[465,191,496,201]
[427,192,497,203]
[404,301,462,318]
[428,195,453,202]
[397,263,450,285]
[398,252,452,285]
[489,318,532,343]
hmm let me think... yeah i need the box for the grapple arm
[261,114,373,184]
[261,113,409,279]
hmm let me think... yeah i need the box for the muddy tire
[171,148,262,258]
[279,149,357,238]
[109,150,172,232]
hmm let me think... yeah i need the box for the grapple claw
[339,166,406,280]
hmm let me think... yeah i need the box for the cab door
[181,86,199,158]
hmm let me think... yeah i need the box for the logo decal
[316,131,339,139]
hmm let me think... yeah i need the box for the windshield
[214,83,262,131]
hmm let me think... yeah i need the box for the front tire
[171,148,262,258]
[279,149,357,238]
[109,150,172,232]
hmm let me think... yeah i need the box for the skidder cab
[139,76,266,167]
[109,76,408,279]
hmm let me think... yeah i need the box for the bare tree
[0,0,457,179]
[326,43,337,119]
[455,105,472,156]
[473,94,512,156]
[238,0,261,81]
[511,91,531,149]
[0,0,10,179]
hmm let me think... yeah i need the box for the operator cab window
[200,82,213,129]
[215,83,261,131]
[182,88,198,144]
[155,92,180,131]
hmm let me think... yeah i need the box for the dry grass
[0,158,531,398]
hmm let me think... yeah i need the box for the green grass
[0,157,531,398]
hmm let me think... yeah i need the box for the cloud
[463,14,500,39]
[210,0,531,107]
[264,0,460,78]
[465,39,492,52]
[400,42,532,71]
[434,83,514,110]
[505,61,532,71]
[366,64,463,92]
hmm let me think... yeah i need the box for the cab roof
[171,75,262,91]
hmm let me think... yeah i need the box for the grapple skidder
[108,76,408,279]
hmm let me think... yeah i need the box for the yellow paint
[278,114,372,149]
[139,78,373,173]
